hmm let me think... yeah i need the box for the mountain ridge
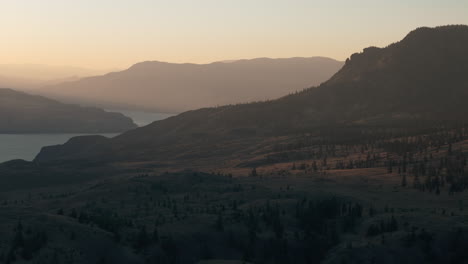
[39,57,343,112]
[35,25,468,165]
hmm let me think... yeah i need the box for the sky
[1,0,467,69]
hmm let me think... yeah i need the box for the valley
[1,25,468,264]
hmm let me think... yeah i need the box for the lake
[111,109,174,127]
[0,110,175,163]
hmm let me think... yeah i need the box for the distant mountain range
[0,74,83,90]
[35,25,468,164]
[0,64,116,91]
[39,57,344,112]
[0,88,136,133]
[0,64,112,81]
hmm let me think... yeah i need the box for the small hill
[39,57,344,112]
[0,88,137,133]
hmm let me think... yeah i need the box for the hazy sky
[1,0,467,69]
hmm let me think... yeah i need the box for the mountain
[35,25,468,164]
[0,74,83,90]
[0,75,46,90]
[0,64,111,81]
[39,57,344,112]
[0,64,114,91]
[0,88,137,133]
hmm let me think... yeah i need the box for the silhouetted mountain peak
[329,25,468,86]
[402,25,468,43]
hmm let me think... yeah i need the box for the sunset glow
[1,0,467,69]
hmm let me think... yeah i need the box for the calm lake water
[0,110,175,163]
[112,109,174,127]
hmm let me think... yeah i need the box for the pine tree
[152,226,159,244]
[401,174,407,187]
[135,226,150,249]
[215,214,224,232]
[251,168,258,177]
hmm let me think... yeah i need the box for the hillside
[39,57,343,112]
[34,25,468,164]
[0,88,137,133]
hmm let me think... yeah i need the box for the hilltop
[0,88,137,133]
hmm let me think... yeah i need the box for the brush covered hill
[35,25,468,164]
[39,57,343,112]
[0,88,137,133]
